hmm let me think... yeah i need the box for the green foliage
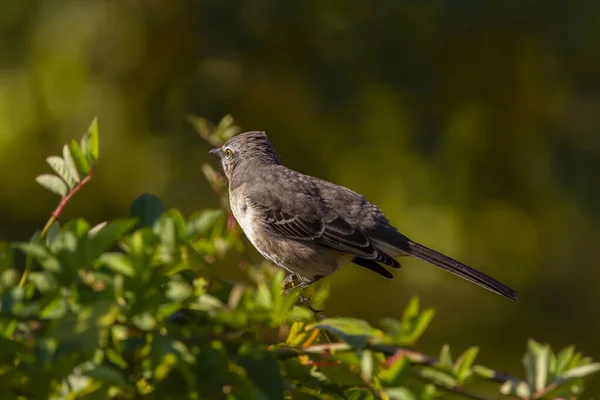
[0,118,597,399]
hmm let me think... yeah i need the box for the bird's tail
[406,241,519,301]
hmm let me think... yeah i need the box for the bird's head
[209,131,281,180]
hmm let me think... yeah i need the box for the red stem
[52,173,92,218]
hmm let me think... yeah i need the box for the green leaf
[439,344,452,367]
[534,344,550,391]
[130,193,165,229]
[309,318,382,348]
[28,272,57,292]
[407,308,435,343]
[39,296,67,319]
[403,296,420,321]
[63,218,91,238]
[454,346,479,382]
[418,367,457,388]
[88,219,137,259]
[560,363,600,380]
[89,221,107,236]
[380,353,411,386]
[523,340,538,391]
[385,387,418,400]
[162,209,186,242]
[45,222,61,246]
[46,156,77,188]
[69,140,91,176]
[106,349,128,369]
[48,231,78,255]
[131,312,156,330]
[81,117,99,164]
[472,365,496,379]
[255,283,273,309]
[500,379,530,397]
[97,253,135,277]
[555,345,575,374]
[13,242,61,272]
[185,209,224,239]
[360,350,374,382]
[154,214,177,253]
[36,174,68,197]
[165,279,193,302]
[85,365,128,388]
[63,144,81,181]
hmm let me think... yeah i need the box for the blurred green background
[1,0,598,392]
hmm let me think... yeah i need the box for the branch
[18,172,93,287]
[271,341,520,399]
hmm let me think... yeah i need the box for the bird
[209,131,518,301]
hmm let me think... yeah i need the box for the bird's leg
[288,275,324,292]
[281,273,298,290]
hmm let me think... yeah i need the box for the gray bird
[209,131,518,300]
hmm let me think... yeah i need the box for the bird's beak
[209,148,221,156]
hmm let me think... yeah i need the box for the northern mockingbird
[209,131,518,300]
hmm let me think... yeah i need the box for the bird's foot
[281,273,298,290]
[281,274,324,295]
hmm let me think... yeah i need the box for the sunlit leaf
[165,279,193,302]
[560,363,600,380]
[408,308,435,343]
[309,318,382,348]
[418,367,457,388]
[380,353,411,386]
[255,283,273,309]
[63,144,81,182]
[36,174,68,197]
[534,344,550,391]
[360,350,373,382]
[500,379,530,397]
[69,140,91,176]
[81,117,100,164]
[12,242,61,272]
[385,387,418,400]
[131,312,157,330]
[85,365,129,388]
[39,296,67,319]
[45,221,61,247]
[472,365,495,379]
[48,231,78,254]
[97,253,135,277]
[454,346,479,382]
[555,345,575,374]
[185,209,224,239]
[46,156,77,188]
[88,219,137,260]
[439,344,452,367]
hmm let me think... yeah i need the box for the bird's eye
[225,148,233,158]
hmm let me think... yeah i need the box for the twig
[18,173,93,287]
[412,370,493,400]
[272,341,520,384]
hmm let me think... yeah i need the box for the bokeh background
[1,0,599,393]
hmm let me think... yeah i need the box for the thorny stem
[18,173,93,287]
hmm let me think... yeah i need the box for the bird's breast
[228,186,348,279]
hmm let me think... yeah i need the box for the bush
[0,117,597,399]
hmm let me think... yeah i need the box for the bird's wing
[250,199,399,268]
